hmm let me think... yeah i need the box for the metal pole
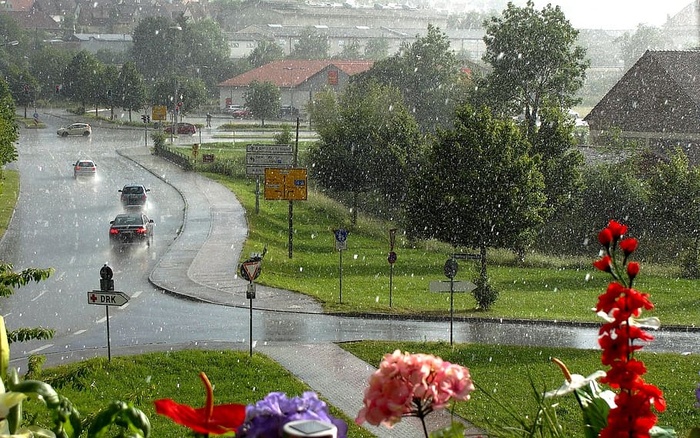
[106,306,111,361]
[255,176,260,214]
[288,200,293,258]
[450,275,454,346]
[249,292,253,357]
[389,264,393,308]
[339,249,343,304]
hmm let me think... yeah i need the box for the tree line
[306,2,700,309]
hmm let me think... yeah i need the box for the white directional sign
[429,281,477,293]
[88,290,130,307]
[246,144,294,176]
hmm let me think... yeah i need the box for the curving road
[2,112,698,371]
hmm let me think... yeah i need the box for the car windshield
[78,162,93,167]
[122,186,144,194]
[113,215,143,226]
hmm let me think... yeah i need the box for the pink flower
[356,350,474,435]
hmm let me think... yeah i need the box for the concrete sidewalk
[119,147,485,437]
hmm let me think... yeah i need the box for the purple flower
[236,391,348,437]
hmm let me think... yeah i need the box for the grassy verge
[0,170,19,236]
[23,350,374,437]
[340,341,700,437]
[201,172,700,327]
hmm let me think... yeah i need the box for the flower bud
[598,228,613,247]
[620,238,638,256]
[627,262,640,279]
[593,255,612,273]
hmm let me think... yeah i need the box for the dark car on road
[109,213,154,247]
[119,184,149,209]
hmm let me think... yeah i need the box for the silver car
[57,123,92,137]
[73,159,96,178]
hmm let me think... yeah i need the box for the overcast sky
[527,0,692,30]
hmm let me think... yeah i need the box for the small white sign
[87,291,130,306]
[429,281,477,293]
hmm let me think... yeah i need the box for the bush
[472,276,498,310]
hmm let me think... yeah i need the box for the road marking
[31,290,47,302]
[96,317,107,324]
[73,329,86,335]
[28,344,53,354]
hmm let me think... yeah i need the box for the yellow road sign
[152,105,167,121]
[264,168,307,201]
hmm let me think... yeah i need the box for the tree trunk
[479,244,488,283]
[351,191,358,226]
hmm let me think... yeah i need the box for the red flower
[627,262,640,279]
[620,238,638,255]
[594,255,612,273]
[155,372,246,436]
[606,220,628,240]
[598,228,613,247]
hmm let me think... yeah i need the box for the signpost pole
[339,249,343,304]
[389,264,393,308]
[288,200,293,259]
[255,176,260,214]
[249,284,253,357]
[450,274,454,346]
[106,306,111,361]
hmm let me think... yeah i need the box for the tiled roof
[585,50,700,133]
[218,59,373,88]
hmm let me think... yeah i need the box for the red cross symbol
[90,293,98,303]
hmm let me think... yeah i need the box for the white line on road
[28,344,53,354]
[73,329,86,335]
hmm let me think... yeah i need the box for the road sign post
[334,229,348,304]
[88,264,130,361]
[240,254,263,357]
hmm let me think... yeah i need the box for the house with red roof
[217,59,373,117]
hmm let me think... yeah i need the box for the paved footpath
[119,147,487,437]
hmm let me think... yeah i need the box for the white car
[73,159,96,178]
[57,123,91,137]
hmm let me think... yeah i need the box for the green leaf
[429,422,465,438]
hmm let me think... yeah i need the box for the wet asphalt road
[2,111,699,372]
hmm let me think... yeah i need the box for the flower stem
[420,415,429,438]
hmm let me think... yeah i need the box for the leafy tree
[616,24,672,70]
[363,37,389,60]
[647,149,700,278]
[182,18,231,90]
[480,0,589,140]
[151,75,208,118]
[529,107,584,223]
[0,264,55,344]
[0,79,18,171]
[337,39,362,59]
[117,62,146,122]
[307,87,340,134]
[63,51,102,111]
[3,65,37,118]
[406,105,546,307]
[244,80,281,127]
[356,25,465,132]
[27,46,71,101]
[97,64,120,119]
[248,40,285,68]
[308,80,422,224]
[289,27,329,60]
[131,16,185,81]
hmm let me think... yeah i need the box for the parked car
[109,213,154,247]
[119,184,149,209]
[231,108,253,119]
[57,123,91,137]
[278,106,299,118]
[73,159,96,178]
[164,122,196,135]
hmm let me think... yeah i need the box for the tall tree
[63,51,102,111]
[0,79,18,172]
[616,24,672,70]
[336,39,362,59]
[308,81,422,224]
[406,105,546,307]
[363,37,389,60]
[117,61,146,122]
[289,27,329,60]
[356,25,465,132]
[647,149,700,278]
[244,80,281,127]
[480,0,589,140]
[131,16,186,81]
[27,46,71,101]
[248,40,285,68]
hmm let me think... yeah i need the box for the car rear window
[114,216,142,225]
[123,186,144,194]
[78,162,94,167]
